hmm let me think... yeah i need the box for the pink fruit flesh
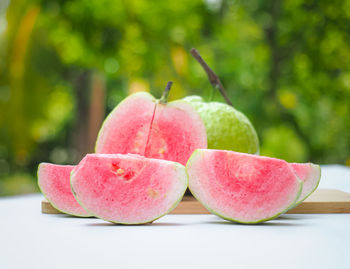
[38,163,92,217]
[187,149,302,223]
[144,101,207,165]
[95,92,207,165]
[290,163,321,204]
[95,92,156,155]
[71,154,188,224]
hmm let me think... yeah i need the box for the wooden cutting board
[42,189,350,214]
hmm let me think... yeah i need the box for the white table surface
[1,165,350,269]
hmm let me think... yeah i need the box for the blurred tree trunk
[88,72,106,152]
[72,70,106,162]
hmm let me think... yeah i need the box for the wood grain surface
[41,189,350,215]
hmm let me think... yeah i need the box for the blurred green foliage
[0,0,349,195]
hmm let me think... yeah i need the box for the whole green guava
[183,96,259,154]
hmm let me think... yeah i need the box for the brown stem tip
[159,81,173,104]
[190,48,233,106]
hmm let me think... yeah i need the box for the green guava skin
[183,96,259,154]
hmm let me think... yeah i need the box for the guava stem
[159,81,173,104]
[209,86,215,101]
[190,48,233,106]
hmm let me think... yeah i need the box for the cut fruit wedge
[95,91,207,165]
[186,149,303,224]
[290,163,321,205]
[71,154,188,224]
[37,163,92,217]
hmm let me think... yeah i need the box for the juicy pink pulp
[95,92,207,165]
[187,149,303,223]
[71,154,188,224]
[95,93,155,156]
[290,163,321,204]
[38,163,92,216]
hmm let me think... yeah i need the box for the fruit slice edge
[38,163,92,217]
[290,163,321,205]
[71,154,188,224]
[186,149,303,224]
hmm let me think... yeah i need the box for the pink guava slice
[290,163,321,205]
[186,149,303,224]
[95,92,207,165]
[144,100,207,164]
[37,163,92,217]
[95,92,156,156]
[71,153,188,224]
